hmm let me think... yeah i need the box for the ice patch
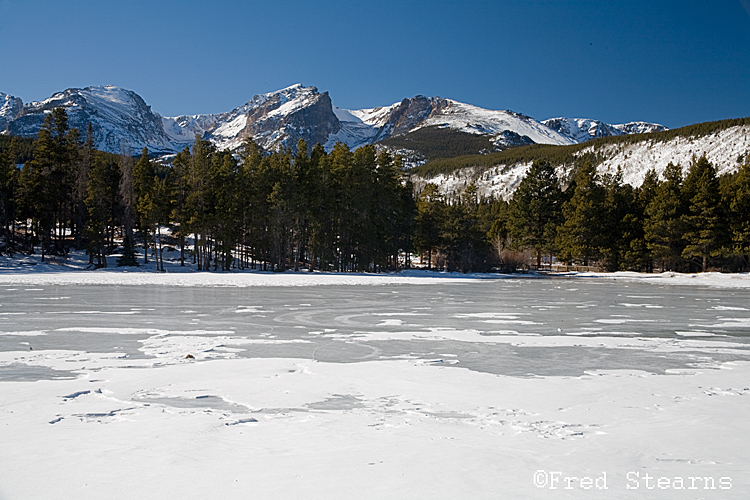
[692,318,750,328]
[56,327,235,335]
[712,305,749,311]
[0,330,48,336]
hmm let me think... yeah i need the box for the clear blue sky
[1,0,749,128]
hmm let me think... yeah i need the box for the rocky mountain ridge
[0,84,665,157]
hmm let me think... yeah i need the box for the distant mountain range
[0,84,666,158]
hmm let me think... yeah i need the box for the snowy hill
[543,117,667,143]
[412,120,750,200]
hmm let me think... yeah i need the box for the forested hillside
[412,117,750,179]
[1,108,749,273]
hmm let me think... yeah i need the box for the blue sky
[1,0,749,128]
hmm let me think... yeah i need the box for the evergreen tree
[132,147,156,264]
[507,160,562,268]
[681,155,724,271]
[84,152,112,267]
[18,114,58,260]
[117,146,138,266]
[724,157,750,270]
[168,147,191,267]
[555,159,606,266]
[0,137,19,255]
[621,169,658,271]
[644,162,687,271]
[414,183,445,269]
[599,168,638,271]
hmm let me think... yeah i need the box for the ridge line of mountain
[1,84,666,157]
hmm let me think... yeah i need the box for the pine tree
[599,168,638,271]
[117,145,138,266]
[132,147,156,264]
[507,160,562,268]
[725,158,750,270]
[555,159,606,266]
[168,147,191,267]
[0,138,19,255]
[681,155,724,271]
[644,162,687,271]
[19,114,57,260]
[84,152,112,268]
[621,169,658,271]
[414,183,445,269]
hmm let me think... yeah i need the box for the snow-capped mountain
[333,96,574,149]
[165,84,340,152]
[542,117,667,143]
[0,83,668,157]
[0,92,23,132]
[4,86,185,155]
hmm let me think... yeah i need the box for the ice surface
[0,272,748,498]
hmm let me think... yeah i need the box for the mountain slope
[411,118,750,200]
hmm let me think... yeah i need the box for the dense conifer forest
[1,108,749,273]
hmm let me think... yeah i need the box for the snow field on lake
[0,272,749,499]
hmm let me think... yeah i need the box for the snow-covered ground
[0,268,748,499]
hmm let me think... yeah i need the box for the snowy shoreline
[0,261,749,289]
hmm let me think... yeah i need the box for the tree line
[0,108,414,271]
[1,107,748,273]
[414,154,750,273]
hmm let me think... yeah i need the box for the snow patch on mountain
[164,84,339,152]
[324,119,380,150]
[331,98,572,151]
[347,103,401,127]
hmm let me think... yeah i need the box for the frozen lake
[2,277,749,379]
[1,272,749,499]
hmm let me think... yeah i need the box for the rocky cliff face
[377,96,440,140]
[165,84,341,153]
[234,87,340,151]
